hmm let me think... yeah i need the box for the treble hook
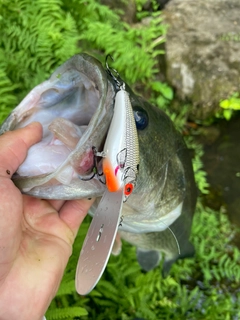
[78,147,106,184]
[105,54,122,88]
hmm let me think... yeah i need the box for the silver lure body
[102,85,139,200]
[76,82,140,294]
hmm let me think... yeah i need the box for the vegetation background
[0,0,240,319]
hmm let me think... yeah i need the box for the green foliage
[0,0,166,106]
[0,66,18,122]
[151,81,174,109]
[191,203,240,284]
[63,0,166,85]
[136,0,149,11]
[219,92,240,120]
[46,307,88,319]
[0,0,80,103]
[186,138,209,194]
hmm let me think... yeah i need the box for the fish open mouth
[2,54,116,195]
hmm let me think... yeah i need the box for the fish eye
[133,106,148,130]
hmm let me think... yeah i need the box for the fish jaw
[0,54,116,198]
[19,177,106,200]
[119,201,183,233]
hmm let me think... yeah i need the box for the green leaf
[223,109,232,120]
[46,307,88,319]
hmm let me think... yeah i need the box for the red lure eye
[124,183,134,196]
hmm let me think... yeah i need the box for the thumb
[0,122,42,177]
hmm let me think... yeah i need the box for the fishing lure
[76,57,140,295]
[102,85,139,200]
[103,57,139,201]
[79,69,139,201]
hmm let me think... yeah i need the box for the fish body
[0,53,197,272]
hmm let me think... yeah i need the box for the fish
[0,53,197,277]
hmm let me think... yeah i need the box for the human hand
[0,123,95,320]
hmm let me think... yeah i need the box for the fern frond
[46,307,88,319]
[56,281,75,297]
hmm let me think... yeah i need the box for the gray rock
[163,0,240,119]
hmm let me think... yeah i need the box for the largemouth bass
[0,53,197,278]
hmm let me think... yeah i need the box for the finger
[59,198,95,237]
[0,122,42,177]
[47,199,65,211]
